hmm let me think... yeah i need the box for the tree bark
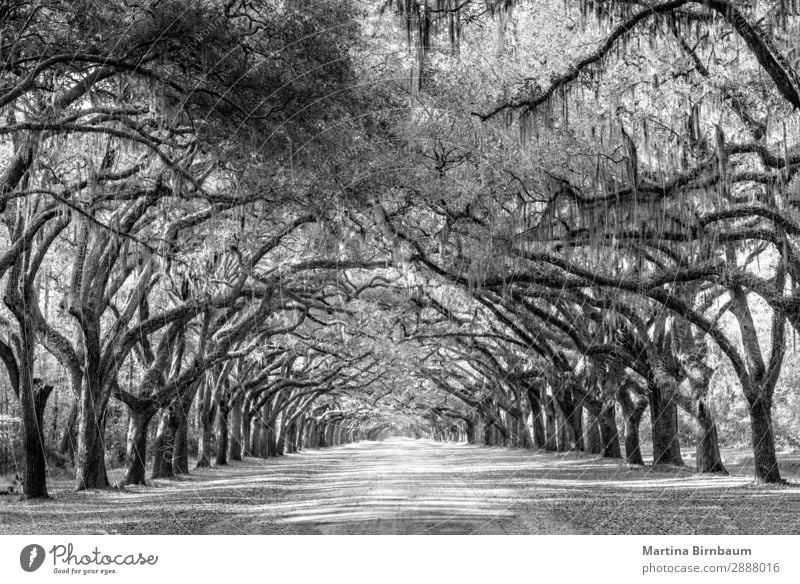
[58,399,78,461]
[215,404,229,466]
[694,400,727,474]
[650,384,684,466]
[748,397,782,483]
[598,401,621,458]
[250,414,263,458]
[275,416,286,455]
[481,419,492,446]
[121,405,156,486]
[617,388,646,465]
[555,389,583,451]
[242,395,254,457]
[584,406,602,454]
[151,408,176,479]
[526,387,546,449]
[172,403,190,475]
[465,417,477,445]
[195,382,215,468]
[295,414,306,450]
[544,395,558,451]
[228,392,243,461]
[284,421,296,453]
[265,419,278,456]
[21,376,53,499]
[75,376,110,490]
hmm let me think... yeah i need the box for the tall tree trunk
[151,408,176,479]
[241,396,253,457]
[228,393,243,461]
[692,399,727,474]
[481,418,492,446]
[121,404,155,486]
[617,389,646,465]
[515,415,531,448]
[275,417,286,455]
[465,418,477,445]
[295,415,306,450]
[553,400,571,452]
[250,414,262,458]
[526,388,546,449]
[172,403,190,475]
[584,406,602,454]
[196,406,215,468]
[326,424,337,447]
[284,421,296,453]
[555,389,583,451]
[58,399,78,461]
[650,384,684,465]
[265,420,277,456]
[307,419,319,448]
[21,374,53,499]
[544,396,558,451]
[195,382,215,468]
[215,404,229,466]
[75,376,110,490]
[748,397,782,483]
[598,401,621,459]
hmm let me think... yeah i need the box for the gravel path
[2,438,800,534]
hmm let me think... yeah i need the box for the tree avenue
[1,0,800,508]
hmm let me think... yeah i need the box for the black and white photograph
[1,0,800,580]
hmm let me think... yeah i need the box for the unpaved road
[2,438,800,534]
[224,437,569,534]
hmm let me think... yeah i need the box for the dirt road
[2,438,800,534]
[226,437,568,534]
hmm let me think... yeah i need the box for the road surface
[2,438,800,534]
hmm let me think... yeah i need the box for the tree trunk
[617,388,646,465]
[241,397,253,457]
[121,405,155,486]
[327,424,337,447]
[259,403,272,456]
[250,414,263,458]
[526,388,546,449]
[275,417,286,455]
[598,402,621,458]
[748,397,782,483]
[295,415,306,450]
[306,419,318,449]
[151,409,176,479]
[650,384,684,466]
[58,399,78,462]
[75,377,109,490]
[694,401,727,474]
[553,400,571,452]
[555,389,583,451]
[228,393,243,461]
[481,418,492,446]
[21,376,53,499]
[584,406,602,454]
[544,396,558,451]
[195,383,215,468]
[465,418,477,445]
[172,404,190,475]
[196,405,215,468]
[284,421,296,453]
[265,419,278,456]
[215,405,229,466]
